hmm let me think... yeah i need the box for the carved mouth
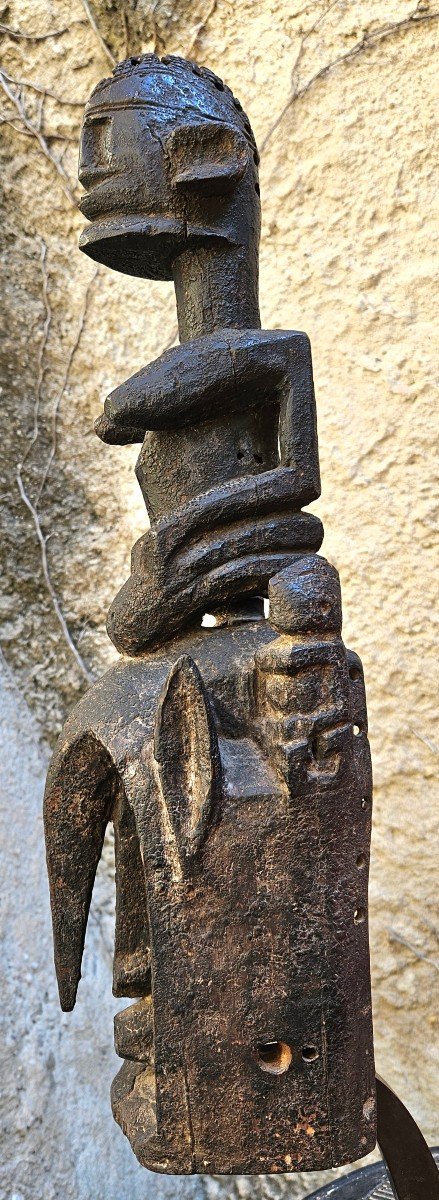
[79,212,186,244]
[79,213,236,279]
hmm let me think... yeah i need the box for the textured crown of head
[86,52,259,164]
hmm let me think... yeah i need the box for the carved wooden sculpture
[44,54,377,1176]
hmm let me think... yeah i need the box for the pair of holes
[257,1041,319,1075]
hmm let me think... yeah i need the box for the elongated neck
[172,242,264,623]
[173,244,260,342]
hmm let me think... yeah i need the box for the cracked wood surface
[43,53,376,1176]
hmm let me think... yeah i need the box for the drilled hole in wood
[257,1040,292,1074]
[353,724,362,736]
[354,907,366,924]
[349,666,362,681]
[302,1045,319,1062]
[356,853,366,869]
[236,450,245,460]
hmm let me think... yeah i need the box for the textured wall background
[1,1,438,1196]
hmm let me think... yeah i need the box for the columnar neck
[173,244,260,342]
[172,241,264,624]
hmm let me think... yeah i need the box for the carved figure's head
[78,54,261,279]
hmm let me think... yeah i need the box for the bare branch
[0,18,87,42]
[9,240,51,488]
[0,70,78,206]
[0,67,85,107]
[0,118,35,138]
[36,268,98,504]
[186,0,218,56]
[24,240,52,470]
[288,0,342,93]
[260,7,439,154]
[0,117,76,143]
[16,471,94,685]
[79,0,117,67]
[35,89,44,134]
[408,725,438,755]
[15,256,97,684]
[389,929,439,973]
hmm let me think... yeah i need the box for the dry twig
[0,70,77,205]
[186,0,218,57]
[8,241,51,479]
[36,269,98,503]
[16,471,94,684]
[15,251,97,685]
[31,242,52,459]
[0,67,85,107]
[0,117,76,142]
[260,6,439,153]
[79,0,117,67]
[0,19,87,42]
[0,118,34,137]
[408,725,438,755]
[389,929,439,973]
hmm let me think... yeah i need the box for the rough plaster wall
[0,0,437,1196]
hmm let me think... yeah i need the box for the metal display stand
[307,1078,439,1200]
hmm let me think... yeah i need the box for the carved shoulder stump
[44,54,377,1177]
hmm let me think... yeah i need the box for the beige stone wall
[1,1,438,1196]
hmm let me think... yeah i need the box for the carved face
[78,57,261,279]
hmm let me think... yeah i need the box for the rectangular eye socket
[80,115,112,172]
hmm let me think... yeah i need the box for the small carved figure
[44,55,376,1175]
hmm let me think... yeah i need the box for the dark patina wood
[44,54,377,1176]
